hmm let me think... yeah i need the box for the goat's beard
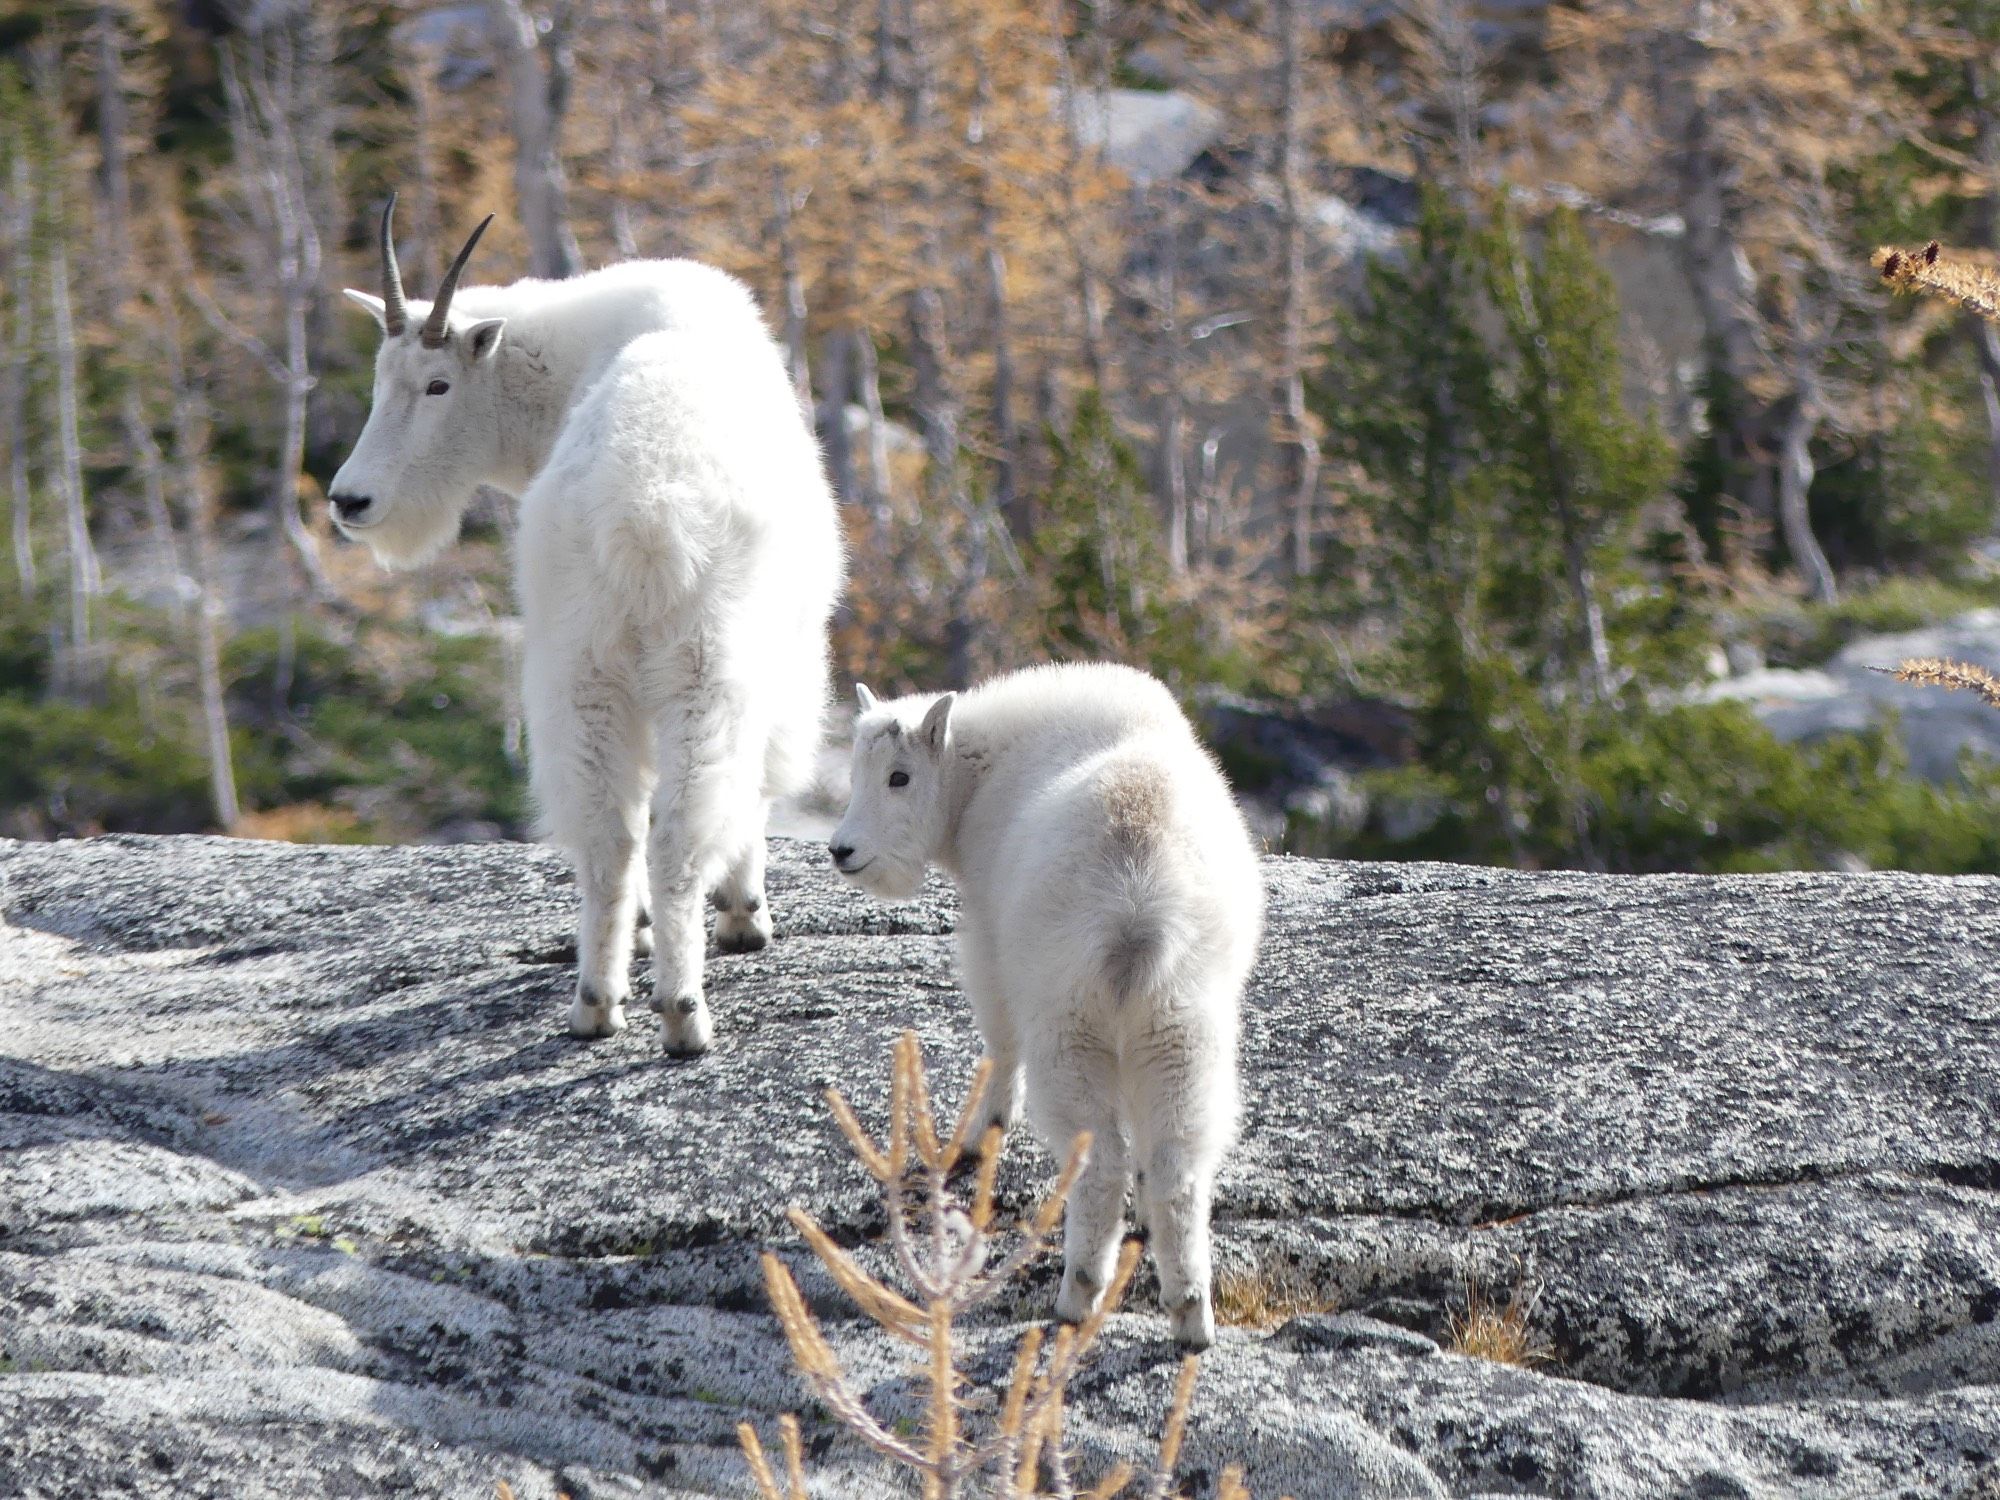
[348,486,473,570]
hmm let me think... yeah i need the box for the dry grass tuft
[230,801,364,843]
[739,1030,1294,1499]
[1446,1270,1555,1370]
[1213,1264,1340,1330]
[1876,241,2000,323]
[1871,655,2000,709]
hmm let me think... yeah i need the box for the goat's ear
[855,683,879,714]
[919,692,955,754]
[464,317,506,361]
[342,289,388,330]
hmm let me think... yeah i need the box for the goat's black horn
[421,213,495,348]
[379,193,409,336]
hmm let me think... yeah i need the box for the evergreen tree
[1325,192,1698,867]
[1032,388,1168,662]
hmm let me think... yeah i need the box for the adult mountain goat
[330,201,843,1055]
[829,663,1263,1348]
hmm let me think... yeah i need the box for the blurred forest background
[6,0,2000,872]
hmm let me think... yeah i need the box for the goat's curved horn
[420,213,495,348]
[379,193,409,336]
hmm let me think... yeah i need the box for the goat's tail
[1095,756,1198,1005]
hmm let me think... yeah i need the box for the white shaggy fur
[829,663,1263,1347]
[332,255,843,1054]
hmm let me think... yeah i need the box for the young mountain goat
[330,201,843,1054]
[828,663,1263,1348]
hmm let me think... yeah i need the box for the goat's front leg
[526,655,647,1040]
[956,920,1024,1157]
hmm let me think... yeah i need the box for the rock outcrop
[1704,608,2000,782]
[2,835,1998,1498]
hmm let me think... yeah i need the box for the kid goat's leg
[526,644,648,1039]
[1129,1014,1239,1351]
[956,921,1023,1155]
[1031,1035,1129,1327]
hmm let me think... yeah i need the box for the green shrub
[1748,575,2000,670]
[1306,699,2000,875]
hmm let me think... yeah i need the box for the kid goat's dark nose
[329,492,373,523]
[829,842,854,866]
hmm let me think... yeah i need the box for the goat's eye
[425,379,450,396]
[888,770,910,789]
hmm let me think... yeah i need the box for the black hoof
[716,927,768,955]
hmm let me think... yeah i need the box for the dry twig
[1875,241,2000,323]
[740,1030,1290,1498]
[1871,655,2000,710]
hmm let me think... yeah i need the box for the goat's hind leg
[711,808,772,954]
[631,844,654,957]
[646,695,760,1056]
[1029,1035,1129,1327]
[1129,1014,1238,1351]
[528,650,649,1040]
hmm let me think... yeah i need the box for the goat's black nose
[829,843,854,865]
[329,492,373,524]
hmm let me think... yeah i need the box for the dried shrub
[741,1031,1294,1499]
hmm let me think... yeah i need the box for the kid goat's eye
[888,770,910,788]
[425,379,450,396]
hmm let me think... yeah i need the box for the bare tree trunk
[30,41,96,672]
[152,240,241,829]
[969,59,1019,536]
[123,393,185,623]
[1158,186,1188,577]
[1777,395,1836,604]
[1667,67,1775,528]
[221,36,336,603]
[979,198,1018,534]
[1198,425,1224,559]
[3,151,32,595]
[1048,8,1108,390]
[1969,53,2000,517]
[607,89,640,260]
[818,326,856,504]
[401,34,447,288]
[48,226,99,676]
[1976,323,2000,513]
[1275,0,1320,577]
[490,0,582,279]
[873,0,898,101]
[170,393,241,831]
[855,327,892,525]
[771,168,812,410]
[899,5,984,683]
[94,6,133,277]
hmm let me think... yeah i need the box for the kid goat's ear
[342,289,389,330]
[855,683,879,714]
[919,692,955,754]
